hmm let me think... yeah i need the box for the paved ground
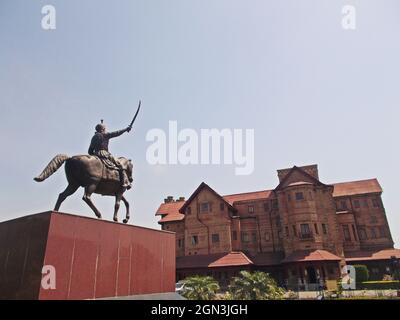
[98,292,186,300]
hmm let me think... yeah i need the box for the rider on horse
[88,120,132,189]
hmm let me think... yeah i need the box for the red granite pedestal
[0,211,175,300]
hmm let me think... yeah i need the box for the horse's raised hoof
[113,217,118,222]
[123,219,128,224]
[96,215,102,219]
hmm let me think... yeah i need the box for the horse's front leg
[113,193,123,222]
[121,195,130,224]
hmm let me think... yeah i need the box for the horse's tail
[34,154,70,182]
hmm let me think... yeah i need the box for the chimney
[177,197,185,202]
[164,196,174,203]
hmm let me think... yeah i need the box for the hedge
[357,281,400,290]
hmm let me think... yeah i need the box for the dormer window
[248,205,254,213]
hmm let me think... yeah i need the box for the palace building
[155,165,400,289]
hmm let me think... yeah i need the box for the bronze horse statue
[34,154,133,223]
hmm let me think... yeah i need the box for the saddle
[92,156,120,182]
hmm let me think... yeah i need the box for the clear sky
[1,0,399,246]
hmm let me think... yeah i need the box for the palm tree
[229,271,285,300]
[181,275,220,300]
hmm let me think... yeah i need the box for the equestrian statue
[33,101,141,224]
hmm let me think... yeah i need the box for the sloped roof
[332,179,382,197]
[282,250,342,263]
[249,252,285,266]
[177,252,253,269]
[156,201,185,223]
[222,190,274,205]
[345,248,400,262]
[156,177,384,223]
[209,252,253,267]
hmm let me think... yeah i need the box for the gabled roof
[209,252,253,267]
[178,182,236,214]
[332,179,382,197]
[282,250,342,263]
[274,166,330,191]
[345,248,400,261]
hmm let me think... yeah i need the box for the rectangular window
[292,225,297,237]
[220,203,225,211]
[263,202,269,212]
[342,225,351,241]
[251,232,257,243]
[341,200,348,210]
[314,223,319,235]
[248,205,254,213]
[300,224,311,238]
[212,234,220,243]
[200,202,210,213]
[358,227,367,240]
[191,235,198,246]
[232,231,237,241]
[372,198,380,208]
[285,226,289,237]
[265,232,270,241]
[287,194,291,201]
[295,192,304,201]
[363,199,369,208]
[322,223,327,235]
[178,239,182,248]
[272,199,279,209]
[354,200,360,209]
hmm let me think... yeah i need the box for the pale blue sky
[1,0,399,245]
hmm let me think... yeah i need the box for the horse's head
[120,158,133,183]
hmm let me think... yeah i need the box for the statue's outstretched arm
[106,127,130,139]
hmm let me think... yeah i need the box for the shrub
[181,275,220,300]
[229,271,285,300]
[353,265,369,283]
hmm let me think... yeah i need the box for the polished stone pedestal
[0,211,175,300]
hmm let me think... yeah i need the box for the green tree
[353,265,369,283]
[228,271,285,300]
[181,275,220,300]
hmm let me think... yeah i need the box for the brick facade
[156,165,399,287]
